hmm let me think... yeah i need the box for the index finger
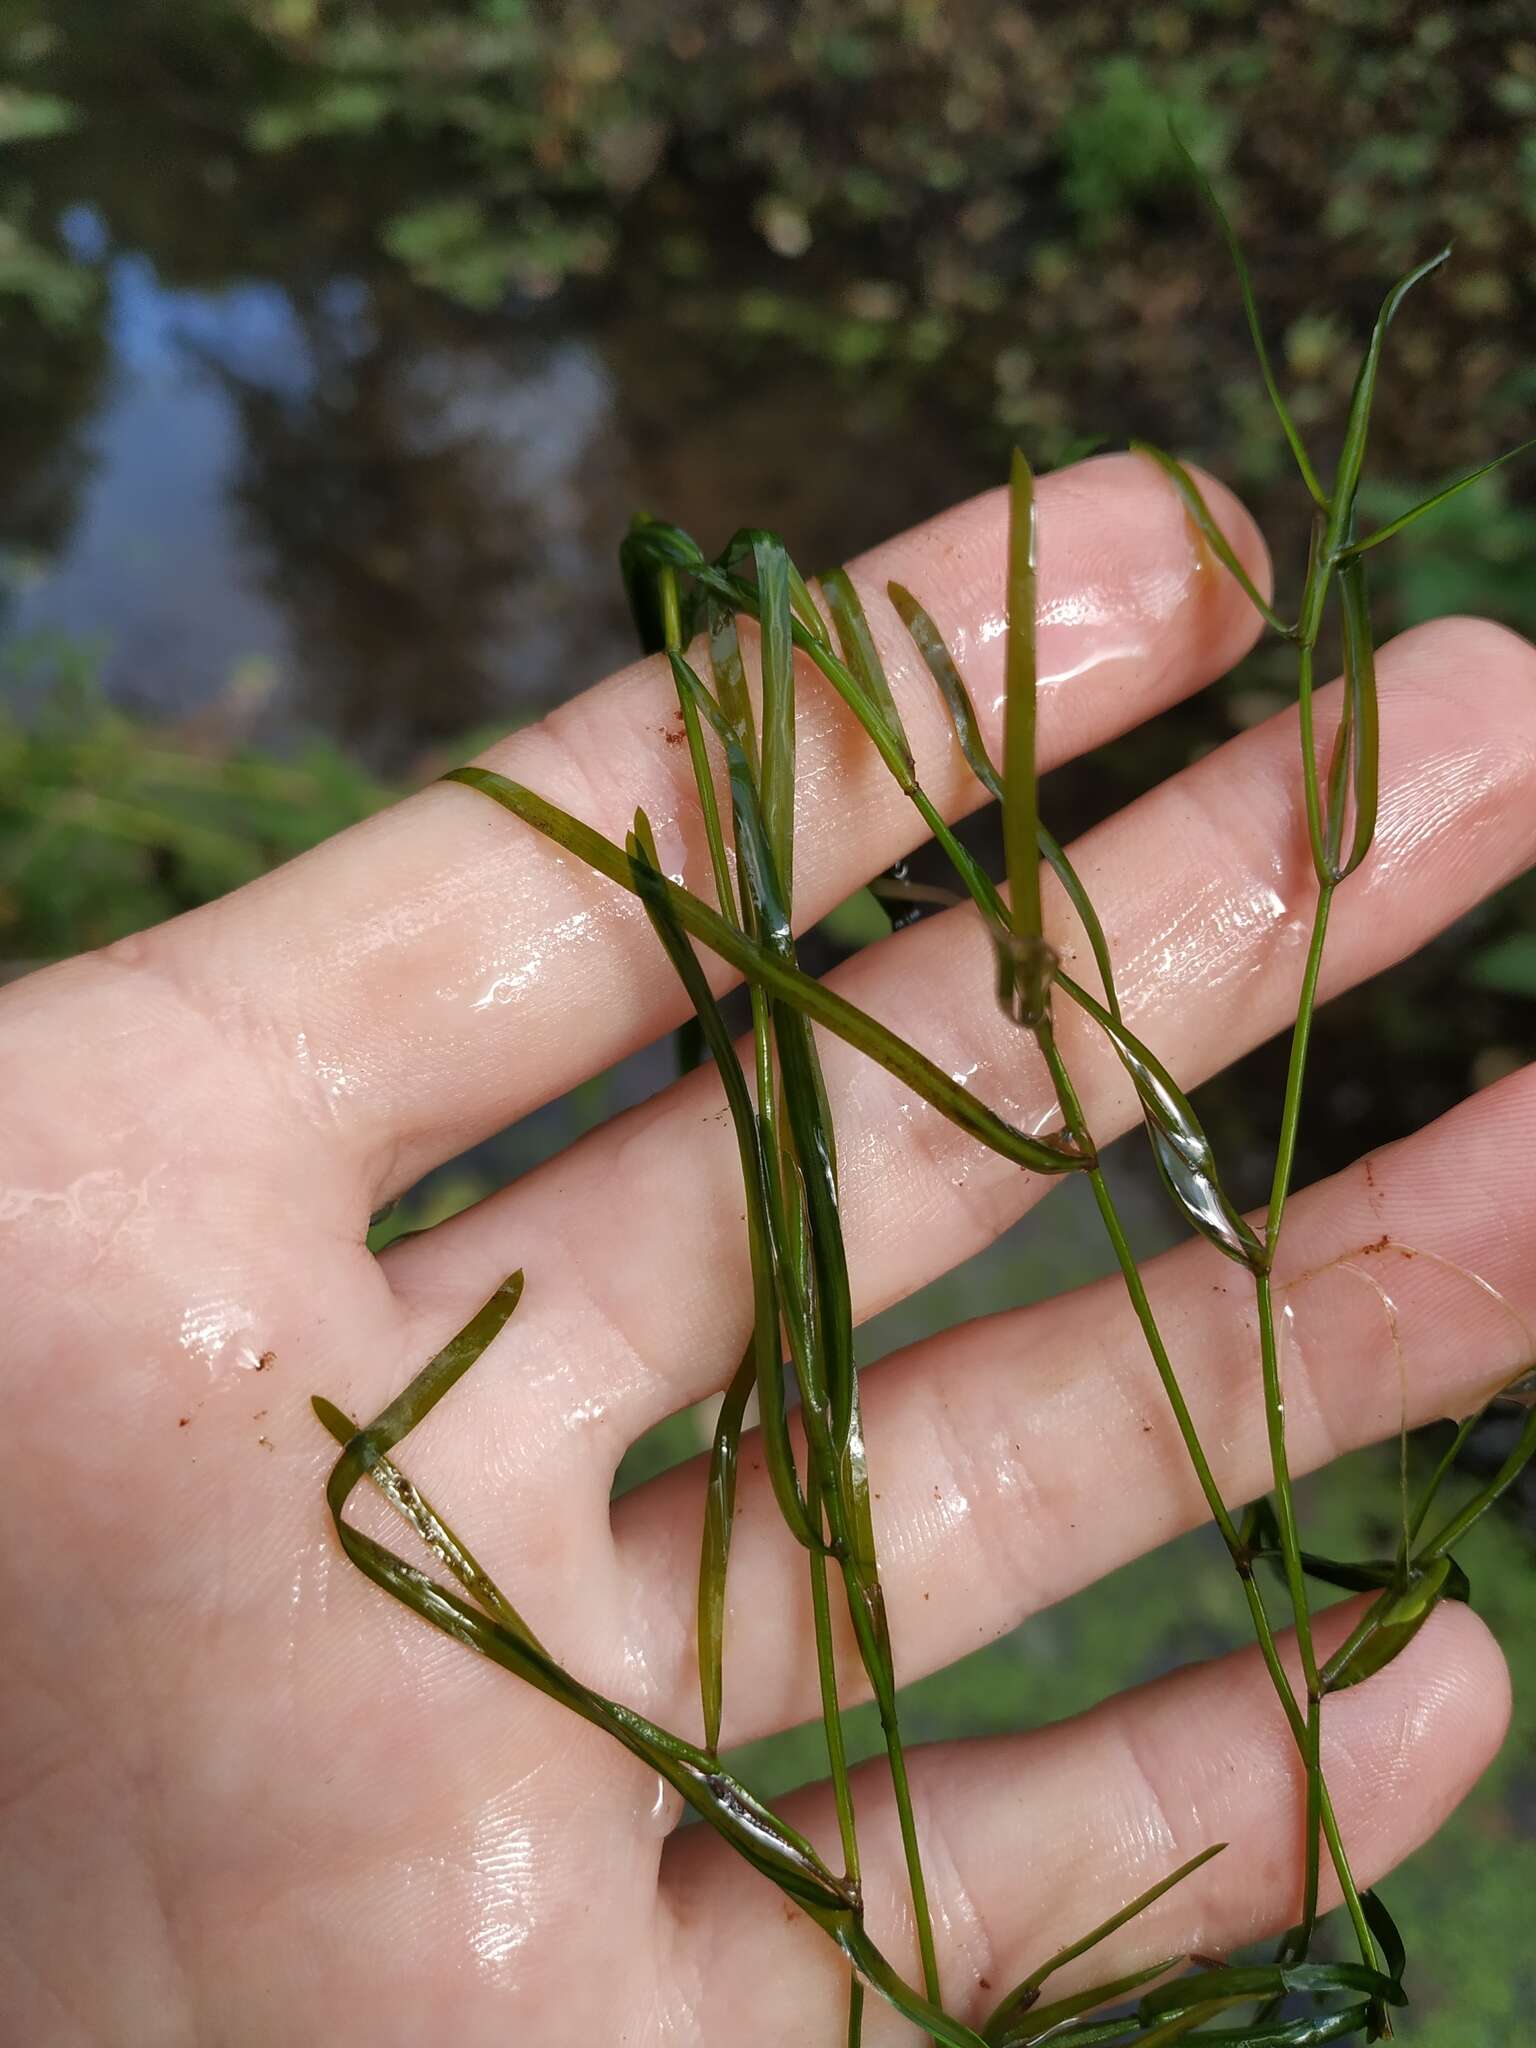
[140,453,1268,1198]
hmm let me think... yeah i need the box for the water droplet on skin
[647,814,689,888]
[179,1296,265,1375]
[472,964,535,1011]
[293,1027,361,1101]
[642,1774,682,1837]
[984,638,1160,721]
[1112,872,1297,1021]
[465,1800,537,1972]
[467,907,593,1011]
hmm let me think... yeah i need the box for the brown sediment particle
[256,1350,276,1371]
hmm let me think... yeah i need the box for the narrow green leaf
[885,581,1127,1025]
[1124,2009,1225,2047]
[1416,1401,1536,1559]
[887,579,1003,799]
[1195,2011,1374,2048]
[845,1974,866,2048]
[1321,1555,1461,1691]
[837,1922,989,2048]
[788,560,832,649]
[329,1272,525,1477]
[1003,450,1046,996]
[663,665,857,1451]
[1331,555,1379,880]
[1112,2009,1373,2048]
[1340,438,1536,557]
[754,532,797,900]
[987,1957,1180,2047]
[445,766,1089,1174]
[1327,247,1451,537]
[984,1843,1224,2042]
[1362,1890,1406,1993]
[839,567,1266,1282]
[665,647,738,920]
[626,811,821,1552]
[1239,1494,1282,1560]
[358,1520,856,1910]
[315,1337,853,1919]
[707,597,759,774]
[1173,128,1325,508]
[778,1007,856,1449]
[698,1346,755,1755]
[311,1391,540,1647]
[997,2013,1370,2048]
[1243,1548,1402,1596]
[619,516,707,653]
[1059,973,1265,1270]
[672,658,793,954]
[1139,1957,1403,2021]
[822,566,915,773]
[1130,443,1291,637]
[697,551,920,797]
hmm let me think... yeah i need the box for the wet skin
[2,455,1534,2044]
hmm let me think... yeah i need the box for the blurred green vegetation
[1,5,1534,2034]
[0,637,391,963]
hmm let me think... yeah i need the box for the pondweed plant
[313,164,1536,2045]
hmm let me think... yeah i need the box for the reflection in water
[0,206,988,768]
[4,226,637,762]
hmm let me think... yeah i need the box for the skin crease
[0,456,1526,2047]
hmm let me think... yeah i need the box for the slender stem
[1256,1270,1323,1934]
[1040,1025,1377,1968]
[1255,873,1369,1968]
[1040,1028,1242,1551]
[807,1476,865,2045]
[1416,1403,1536,1560]
[1403,1414,1477,1560]
[1265,883,1333,1256]
[845,1976,866,2048]
[808,1489,861,1885]
[865,1651,943,2022]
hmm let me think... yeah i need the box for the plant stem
[1038,1019,1377,1971]
[1416,1402,1536,1560]
[807,1475,865,2043]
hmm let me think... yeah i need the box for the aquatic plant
[313,162,1535,2044]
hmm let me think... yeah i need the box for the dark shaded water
[1,199,990,768]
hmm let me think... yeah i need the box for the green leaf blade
[1130,443,1290,637]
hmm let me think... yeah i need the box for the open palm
[3,454,1532,2046]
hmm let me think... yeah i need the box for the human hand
[3,455,1532,2045]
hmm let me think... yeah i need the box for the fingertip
[1403,1596,1512,1772]
[1323,1597,1511,1888]
[853,448,1272,777]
